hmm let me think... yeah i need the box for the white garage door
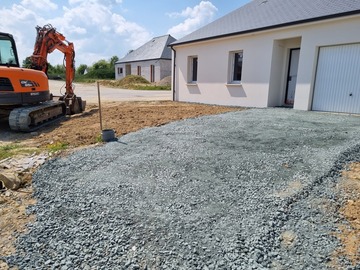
[312,43,360,114]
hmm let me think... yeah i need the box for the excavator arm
[30,24,83,114]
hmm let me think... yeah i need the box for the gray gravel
[4,108,360,269]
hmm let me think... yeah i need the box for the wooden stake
[97,81,103,131]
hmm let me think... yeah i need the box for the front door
[285,48,300,105]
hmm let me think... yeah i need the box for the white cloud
[0,0,152,66]
[21,0,58,10]
[112,14,152,48]
[0,4,42,62]
[167,1,218,38]
[68,0,122,6]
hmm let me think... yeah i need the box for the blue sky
[0,0,250,67]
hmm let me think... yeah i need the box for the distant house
[170,0,360,114]
[115,35,176,83]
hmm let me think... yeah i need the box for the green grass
[74,77,97,83]
[132,84,171,90]
[95,134,103,143]
[0,144,40,160]
[46,142,68,152]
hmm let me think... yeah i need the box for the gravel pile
[4,108,360,269]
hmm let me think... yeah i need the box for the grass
[131,84,171,90]
[0,143,40,160]
[46,142,69,152]
[95,134,103,143]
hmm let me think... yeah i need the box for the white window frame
[187,56,198,84]
[228,51,243,84]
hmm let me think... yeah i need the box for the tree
[22,56,32,68]
[110,56,119,68]
[92,59,109,70]
[48,64,65,76]
[77,64,88,75]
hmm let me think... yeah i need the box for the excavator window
[0,36,19,67]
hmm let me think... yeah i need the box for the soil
[332,162,360,266]
[0,100,359,269]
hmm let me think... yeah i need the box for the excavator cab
[0,32,51,108]
[0,33,19,67]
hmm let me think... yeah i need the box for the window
[0,39,18,66]
[137,66,141,76]
[150,65,155,82]
[229,51,243,83]
[117,67,123,74]
[188,56,198,83]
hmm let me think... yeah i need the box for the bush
[83,68,115,79]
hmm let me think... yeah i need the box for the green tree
[92,59,109,70]
[48,64,66,76]
[110,56,119,68]
[77,64,88,75]
[22,56,32,68]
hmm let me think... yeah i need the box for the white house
[170,0,360,114]
[115,35,176,83]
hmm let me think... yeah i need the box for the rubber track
[8,101,66,132]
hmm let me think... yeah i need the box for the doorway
[125,64,131,76]
[285,48,300,105]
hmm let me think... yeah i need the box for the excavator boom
[31,24,75,96]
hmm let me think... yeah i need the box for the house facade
[170,0,360,114]
[115,35,176,83]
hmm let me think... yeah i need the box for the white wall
[172,15,360,110]
[293,16,360,110]
[115,59,172,82]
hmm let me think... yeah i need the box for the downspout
[171,46,176,101]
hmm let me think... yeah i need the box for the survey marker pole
[97,81,103,131]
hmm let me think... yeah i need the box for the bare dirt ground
[0,100,359,269]
[333,163,360,266]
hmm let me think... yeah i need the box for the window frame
[229,51,243,84]
[188,56,198,84]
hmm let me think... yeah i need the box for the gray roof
[171,0,360,46]
[117,35,176,63]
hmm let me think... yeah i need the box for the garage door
[312,43,360,114]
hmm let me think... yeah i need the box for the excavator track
[8,101,66,132]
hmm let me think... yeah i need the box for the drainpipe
[171,46,176,101]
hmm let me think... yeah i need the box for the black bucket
[101,129,116,142]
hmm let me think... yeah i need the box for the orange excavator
[0,24,85,131]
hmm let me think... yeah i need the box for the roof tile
[117,35,176,63]
[171,0,360,46]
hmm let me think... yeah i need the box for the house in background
[170,0,360,114]
[115,35,176,83]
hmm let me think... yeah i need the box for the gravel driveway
[5,108,360,269]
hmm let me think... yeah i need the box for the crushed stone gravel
[3,108,360,269]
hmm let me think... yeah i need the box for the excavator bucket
[58,95,86,115]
